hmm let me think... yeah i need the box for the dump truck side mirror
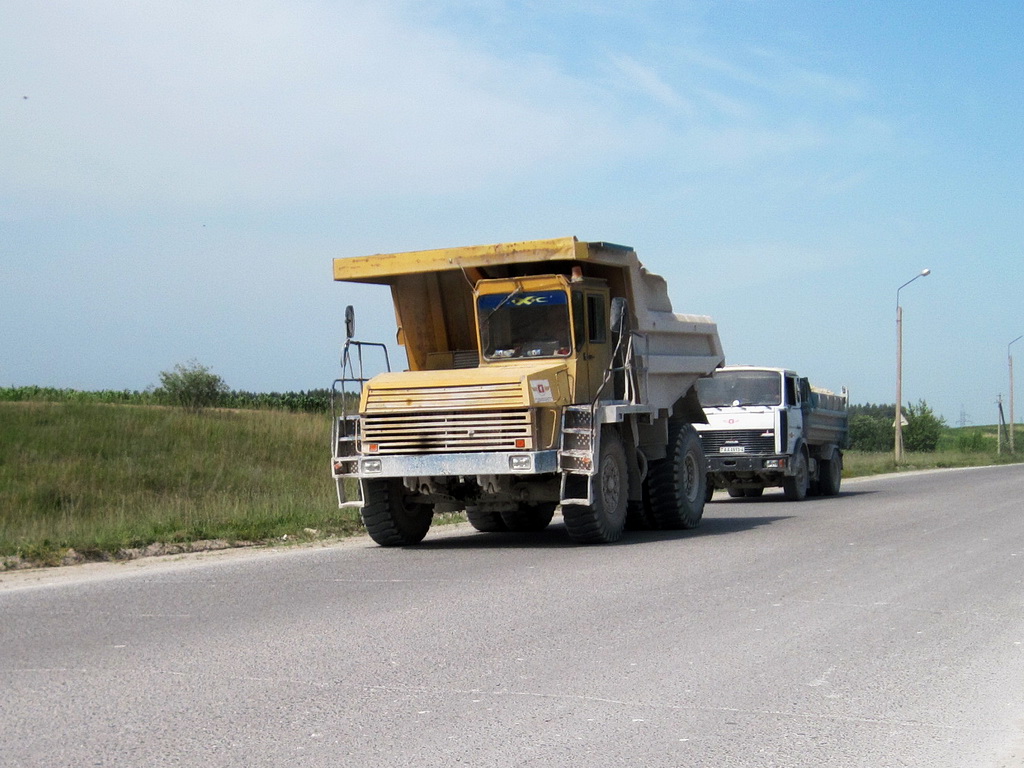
[610,297,629,334]
[345,305,355,340]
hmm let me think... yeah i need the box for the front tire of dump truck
[562,429,628,544]
[360,478,433,546]
[647,421,707,529]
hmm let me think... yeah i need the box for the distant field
[2,400,1021,569]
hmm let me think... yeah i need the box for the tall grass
[1,402,361,567]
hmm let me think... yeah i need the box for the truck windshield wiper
[480,285,524,330]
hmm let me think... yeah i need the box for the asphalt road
[2,464,1023,767]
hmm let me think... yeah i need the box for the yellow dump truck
[330,236,724,545]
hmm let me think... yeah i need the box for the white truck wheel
[783,450,809,501]
[819,453,842,496]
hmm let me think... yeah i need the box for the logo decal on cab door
[530,380,554,403]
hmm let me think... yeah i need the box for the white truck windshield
[697,370,782,407]
[478,290,572,360]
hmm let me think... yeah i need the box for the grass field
[2,401,1021,569]
[842,446,1024,476]
[0,402,361,568]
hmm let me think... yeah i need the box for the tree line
[2,361,340,414]
[848,400,945,452]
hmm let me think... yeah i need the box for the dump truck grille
[364,382,525,412]
[362,409,534,454]
[699,430,776,455]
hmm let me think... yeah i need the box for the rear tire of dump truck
[360,478,433,546]
[562,429,628,544]
[819,453,842,496]
[626,479,658,529]
[647,421,707,529]
[501,502,556,532]
[466,504,509,533]
[625,497,656,530]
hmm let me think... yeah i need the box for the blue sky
[3,1,1022,425]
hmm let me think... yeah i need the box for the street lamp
[895,268,931,462]
[1010,335,1023,453]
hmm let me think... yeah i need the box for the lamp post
[1011,335,1023,453]
[895,268,931,462]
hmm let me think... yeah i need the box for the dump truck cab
[476,273,613,403]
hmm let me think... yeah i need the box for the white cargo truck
[694,366,848,500]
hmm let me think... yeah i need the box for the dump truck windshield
[697,370,782,407]
[479,290,572,360]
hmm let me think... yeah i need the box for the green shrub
[903,399,945,452]
[849,414,893,452]
[955,430,989,452]
[157,361,229,411]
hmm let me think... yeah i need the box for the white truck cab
[695,366,848,500]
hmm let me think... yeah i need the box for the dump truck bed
[804,387,849,448]
[333,236,724,416]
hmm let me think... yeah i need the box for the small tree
[158,360,229,411]
[903,399,945,452]
[955,429,990,453]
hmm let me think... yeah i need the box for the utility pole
[896,301,903,459]
[1010,335,1022,452]
[1012,355,1017,452]
[895,269,931,462]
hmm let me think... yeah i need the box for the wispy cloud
[2,1,638,209]
[609,55,696,116]
[2,0,892,216]
[595,36,886,179]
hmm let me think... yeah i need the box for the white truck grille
[699,429,775,455]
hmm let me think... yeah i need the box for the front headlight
[362,458,383,474]
[509,455,533,471]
